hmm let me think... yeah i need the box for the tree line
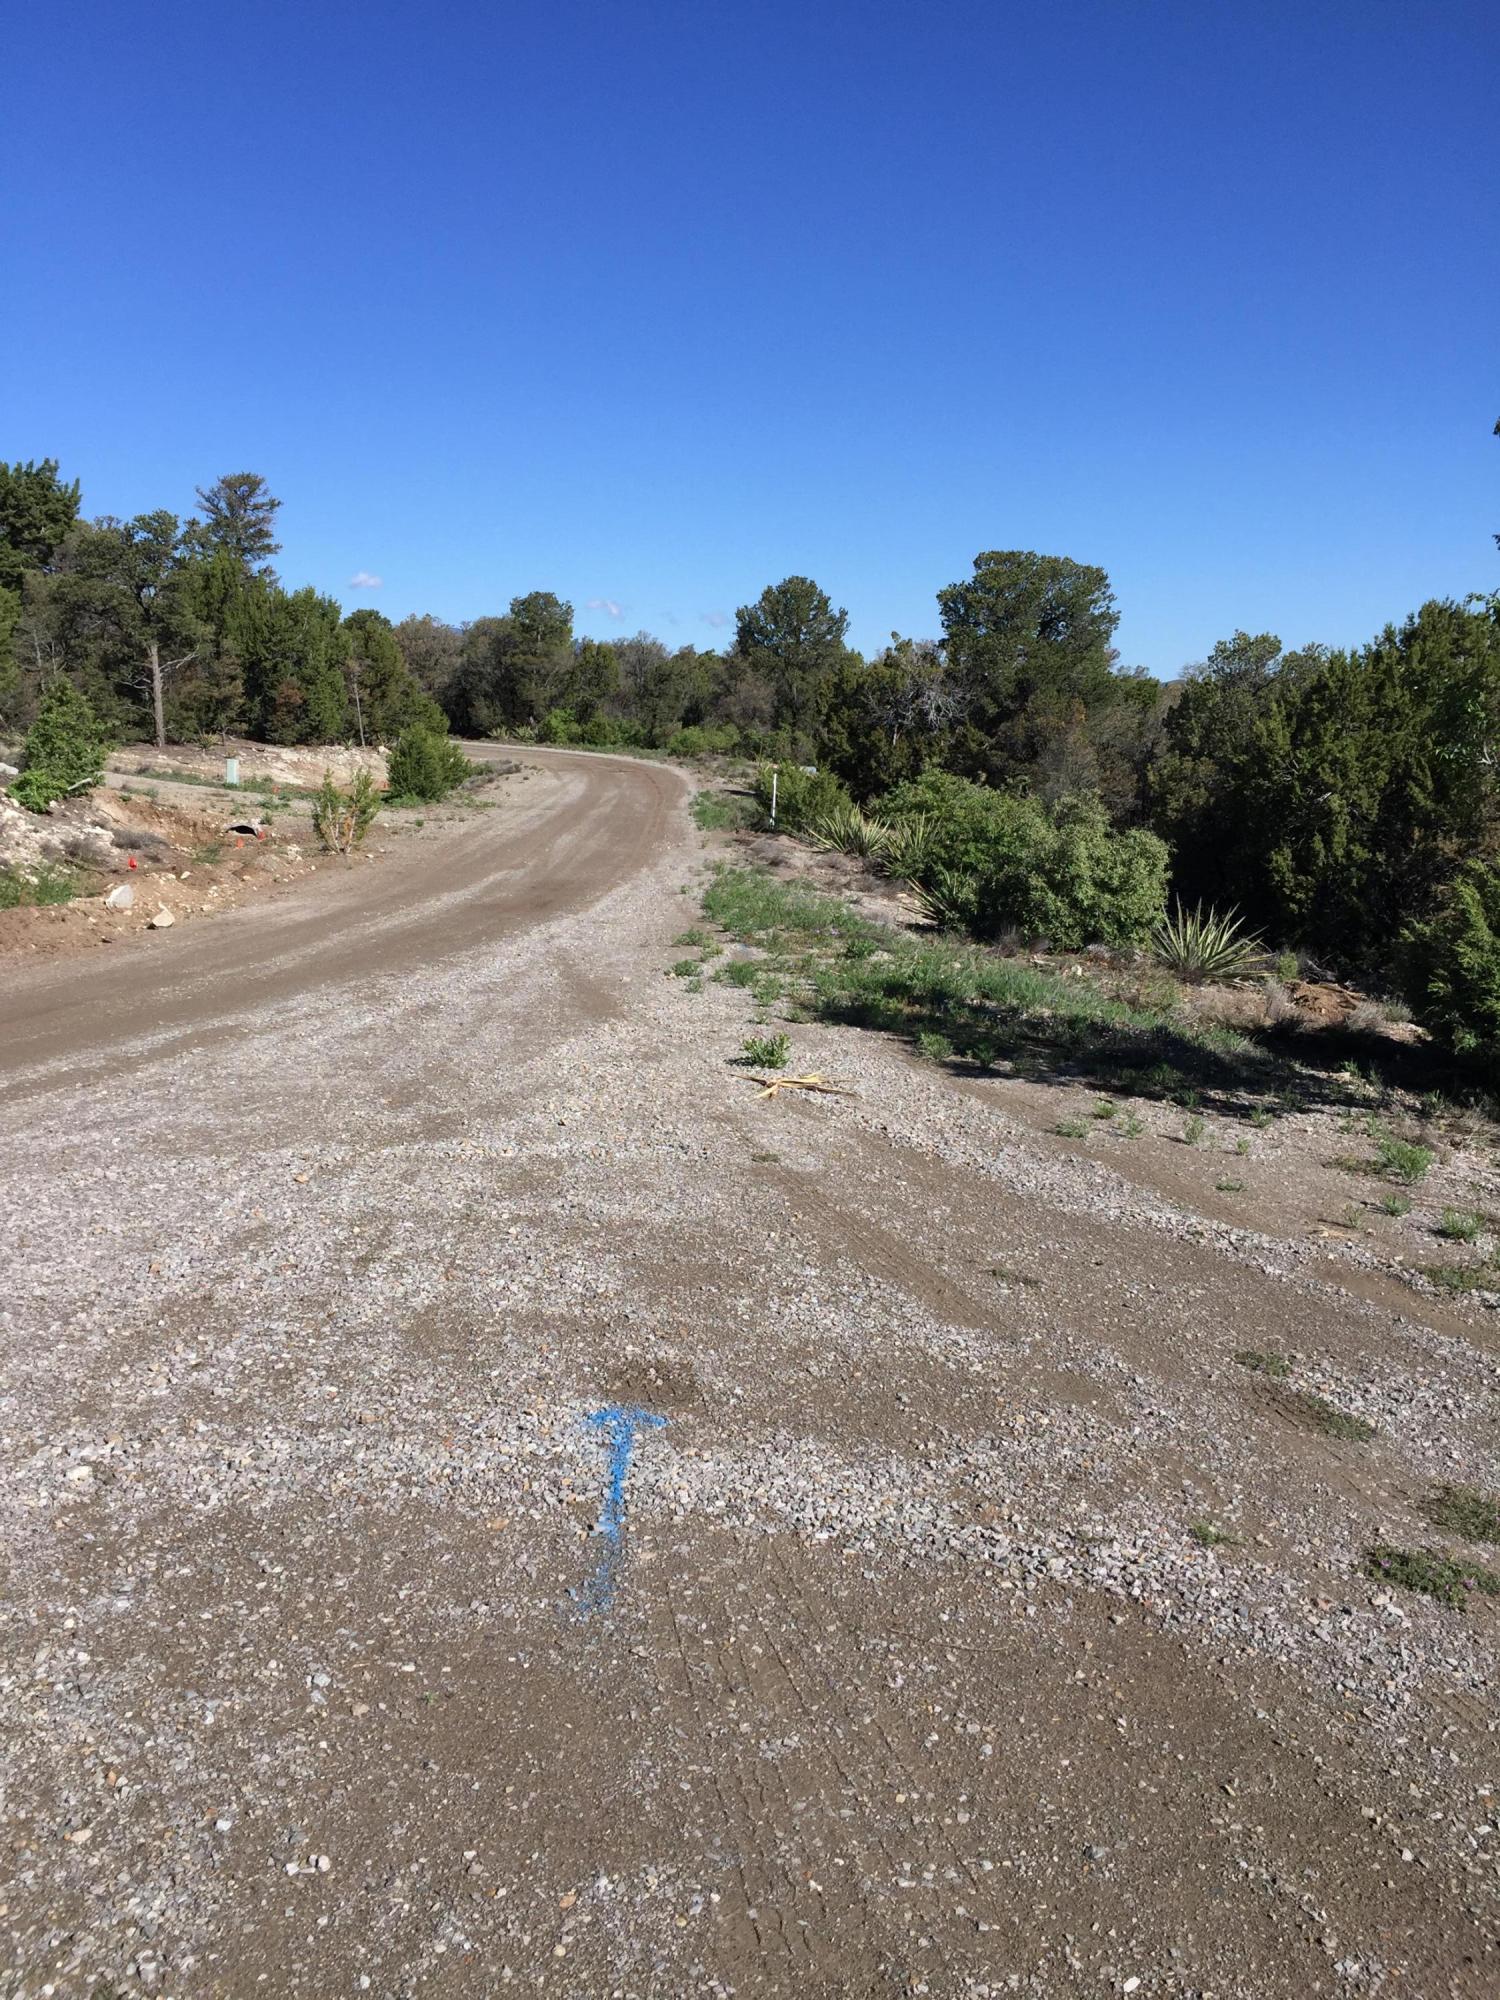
[4,456,1497,1073]
[0,462,444,753]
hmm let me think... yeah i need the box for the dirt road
[3,749,1496,1998]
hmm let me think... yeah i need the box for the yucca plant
[883,811,939,880]
[1152,901,1262,981]
[806,803,893,858]
[906,865,972,932]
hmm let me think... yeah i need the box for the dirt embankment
[0,740,521,965]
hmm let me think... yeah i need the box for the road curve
[0,745,689,1086]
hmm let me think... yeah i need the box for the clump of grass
[915,1030,954,1063]
[741,1032,791,1069]
[1118,1109,1145,1139]
[1235,1348,1292,1379]
[1189,1520,1239,1548]
[1421,1484,1500,1544]
[1054,1118,1089,1139]
[1233,1137,1250,1156]
[670,958,700,978]
[1248,1107,1273,1130]
[1216,1177,1245,1193]
[1340,1202,1368,1232]
[1278,1388,1377,1441]
[1183,1113,1206,1145]
[0,863,86,908]
[1092,1100,1118,1121]
[692,790,756,832]
[1422,1259,1499,1296]
[1436,1208,1483,1243]
[1365,1544,1500,1609]
[715,958,767,990]
[1380,1192,1413,1217]
[990,1264,1039,1288]
[674,926,712,948]
[1373,1135,1434,1185]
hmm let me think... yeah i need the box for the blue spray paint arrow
[577,1404,667,1615]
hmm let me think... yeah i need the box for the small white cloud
[348,570,383,590]
[701,610,729,628]
[586,596,624,619]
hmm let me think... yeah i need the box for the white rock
[105,883,134,911]
[148,907,175,929]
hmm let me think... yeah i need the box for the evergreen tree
[734,576,852,747]
[189,472,282,577]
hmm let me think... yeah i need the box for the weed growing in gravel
[1278,1388,1377,1441]
[1092,1100,1118,1120]
[1421,1257,1500,1295]
[915,1030,954,1062]
[1183,1114,1206,1145]
[1235,1348,1292,1379]
[741,1032,791,1069]
[1233,1137,1251,1156]
[1249,1107,1273,1129]
[1421,1484,1500,1543]
[1365,1544,1500,1608]
[671,958,700,978]
[1054,1118,1089,1138]
[715,959,767,990]
[990,1264,1040,1287]
[1380,1193,1413,1216]
[1373,1135,1435,1184]
[1216,1177,1245,1193]
[1436,1208,1483,1242]
[1340,1203,1369,1232]
[1118,1109,1145,1138]
[1189,1520,1239,1548]
[674,927,712,947]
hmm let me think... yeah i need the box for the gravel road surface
[2,747,1496,1998]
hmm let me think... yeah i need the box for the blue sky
[4,0,1495,671]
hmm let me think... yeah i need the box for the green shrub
[313,768,381,855]
[1365,1544,1500,1609]
[752,762,853,832]
[741,1032,791,1069]
[878,771,1168,949]
[665,723,739,758]
[1401,861,1500,1089]
[11,679,106,811]
[1373,1134,1433,1185]
[0,863,85,907]
[387,726,472,802]
[536,707,584,745]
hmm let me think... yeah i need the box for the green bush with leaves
[1400,860,1500,1088]
[10,678,106,811]
[752,761,853,832]
[879,770,1168,949]
[386,725,472,802]
[665,723,740,757]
